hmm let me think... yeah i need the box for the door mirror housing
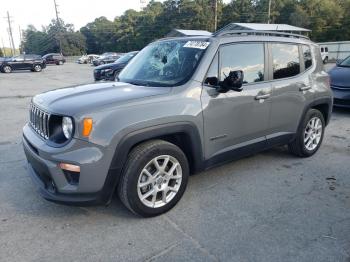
[223,70,244,91]
[205,70,244,93]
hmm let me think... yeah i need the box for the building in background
[318,41,350,61]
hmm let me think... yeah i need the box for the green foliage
[22,19,86,55]
[21,0,350,55]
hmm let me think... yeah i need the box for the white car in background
[77,54,100,64]
[320,46,329,63]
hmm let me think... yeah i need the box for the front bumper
[331,87,350,108]
[22,124,120,206]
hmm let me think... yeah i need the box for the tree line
[18,0,350,56]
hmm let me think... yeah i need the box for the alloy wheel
[304,116,323,151]
[137,155,182,208]
[4,66,11,73]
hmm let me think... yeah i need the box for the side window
[271,43,300,79]
[220,43,265,84]
[325,47,328,52]
[204,52,219,86]
[15,55,25,61]
[302,45,312,70]
[321,47,324,52]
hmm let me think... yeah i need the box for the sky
[0,0,155,48]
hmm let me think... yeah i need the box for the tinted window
[271,43,300,79]
[204,52,219,86]
[302,45,312,70]
[321,47,324,52]
[220,43,265,84]
[14,55,24,61]
[325,47,328,52]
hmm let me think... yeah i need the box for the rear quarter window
[271,43,300,79]
[302,45,312,70]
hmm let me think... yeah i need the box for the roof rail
[212,30,310,40]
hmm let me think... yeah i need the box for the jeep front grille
[29,104,50,139]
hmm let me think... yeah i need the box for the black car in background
[92,52,120,66]
[0,54,46,73]
[329,55,350,108]
[94,51,138,81]
[42,53,66,65]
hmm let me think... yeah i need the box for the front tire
[2,65,12,73]
[288,109,325,157]
[118,140,189,217]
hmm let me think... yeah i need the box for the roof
[166,29,212,37]
[216,23,310,34]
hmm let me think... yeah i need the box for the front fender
[109,121,204,172]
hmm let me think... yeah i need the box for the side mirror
[204,70,244,93]
[218,70,244,93]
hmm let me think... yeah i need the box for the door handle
[299,85,311,91]
[255,93,270,100]
[296,82,311,91]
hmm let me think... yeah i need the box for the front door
[201,42,272,160]
[11,55,25,70]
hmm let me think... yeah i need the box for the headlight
[62,117,73,139]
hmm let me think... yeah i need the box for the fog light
[58,163,80,172]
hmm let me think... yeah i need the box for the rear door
[24,55,35,69]
[267,43,314,140]
[201,42,272,159]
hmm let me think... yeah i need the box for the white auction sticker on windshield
[183,41,210,49]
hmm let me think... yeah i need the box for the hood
[329,66,350,88]
[32,82,171,116]
[95,61,126,70]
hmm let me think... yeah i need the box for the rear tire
[33,64,42,72]
[288,109,325,157]
[118,140,189,217]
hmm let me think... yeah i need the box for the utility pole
[53,0,63,54]
[267,0,272,24]
[18,25,22,53]
[19,25,22,42]
[5,11,16,56]
[214,0,218,31]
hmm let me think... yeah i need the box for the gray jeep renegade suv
[23,31,332,217]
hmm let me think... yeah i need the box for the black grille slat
[29,104,51,140]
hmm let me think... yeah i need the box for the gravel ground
[0,63,349,262]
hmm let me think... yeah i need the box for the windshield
[339,56,350,67]
[118,39,209,87]
[115,52,137,63]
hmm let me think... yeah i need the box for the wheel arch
[109,122,204,175]
[301,97,332,128]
